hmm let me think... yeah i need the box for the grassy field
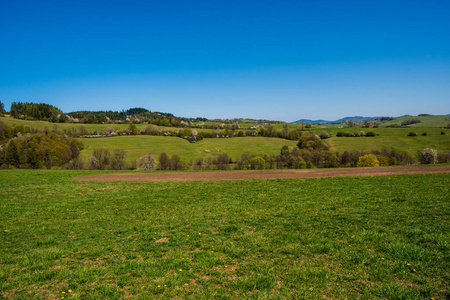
[0,170,448,299]
[326,133,450,157]
[382,115,450,127]
[0,116,139,133]
[78,129,449,163]
[79,136,299,163]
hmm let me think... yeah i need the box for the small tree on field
[158,152,171,170]
[110,150,127,170]
[89,156,100,170]
[92,148,110,170]
[319,131,330,139]
[170,154,187,170]
[420,148,437,164]
[247,156,266,169]
[137,153,157,170]
[128,124,138,135]
[357,154,380,167]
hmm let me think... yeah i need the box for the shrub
[170,155,188,170]
[441,131,446,135]
[389,157,398,166]
[336,132,353,137]
[62,158,85,170]
[376,155,390,166]
[437,152,450,163]
[92,148,110,170]
[319,131,330,139]
[365,131,376,137]
[420,148,437,164]
[128,124,138,135]
[136,153,157,170]
[247,156,266,169]
[213,152,230,170]
[158,153,171,170]
[407,132,417,136]
[297,134,326,150]
[110,150,127,170]
[357,154,380,167]
[421,132,427,136]
[89,156,100,170]
[401,118,421,126]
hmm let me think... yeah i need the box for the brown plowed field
[75,165,450,182]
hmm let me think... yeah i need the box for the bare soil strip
[75,165,450,182]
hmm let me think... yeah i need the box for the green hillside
[382,115,450,127]
[79,136,299,163]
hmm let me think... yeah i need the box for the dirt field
[75,165,450,182]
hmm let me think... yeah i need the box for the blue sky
[1,0,449,121]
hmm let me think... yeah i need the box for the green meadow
[326,132,450,157]
[77,128,449,163]
[382,115,450,127]
[0,116,139,133]
[79,136,299,163]
[0,170,448,299]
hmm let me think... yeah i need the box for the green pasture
[0,116,145,133]
[325,130,450,157]
[382,115,450,127]
[0,170,448,299]
[0,116,241,135]
[79,136,298,163]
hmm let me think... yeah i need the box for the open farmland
[1,115,449,166]
[0,170,449,299]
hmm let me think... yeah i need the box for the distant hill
[292,116,379,124]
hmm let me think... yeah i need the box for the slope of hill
[293,116,379,124]
[382,115,450,127]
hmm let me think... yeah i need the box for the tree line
[9,102,64,122]
[0,122,84,169]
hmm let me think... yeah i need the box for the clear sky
[1,0,449,121]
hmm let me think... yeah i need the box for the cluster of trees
[336,131,377,137]
[188,134,423,171]
[257,125,304,140]
[10,102,65,122]
[85,149,188,171]
[401,118,421,126]
[68,108,180,124]
[0,135,83,169]
[85,149,128,170]
[61,124,307,143]
[191,147,420,171]
[1,122,36,143]
[0,101,5,115]
[1,121,84,169]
